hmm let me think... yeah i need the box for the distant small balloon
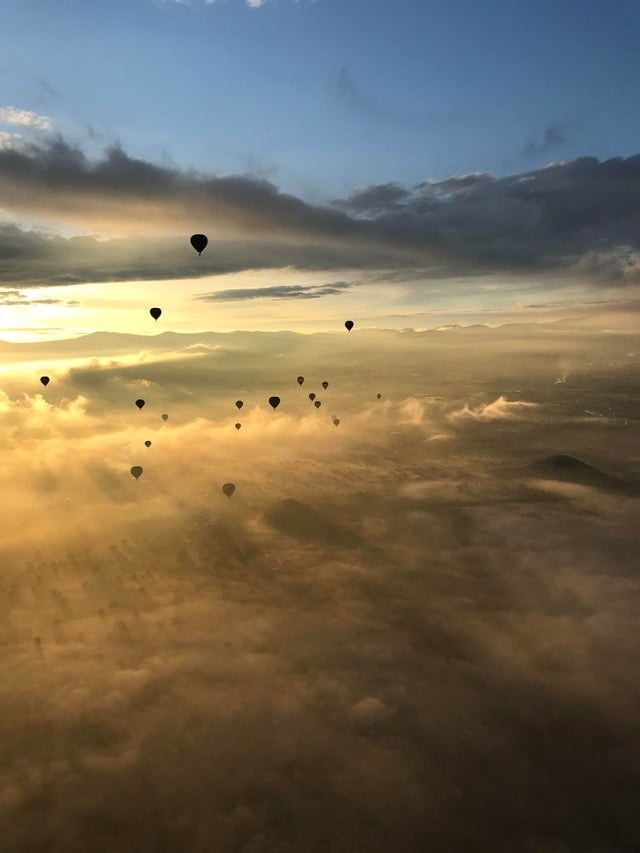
[130,466,143,480]
[235,400,243,410]
[40,376,50,387]
[377,393,382,400]
[161,413,169,421]
[345,320,354,332]
[297,376,304,386]
[235,423,242,430]
[144,440,152,447]
[222,483,235,498]
[333,418,340,426]
[135,399,145,410]
[190,234,208,255]
[268,396,280,410]
[314,400,321,409]
[322,381,329,390]
[309,393,316,401]
[150,307,162,321]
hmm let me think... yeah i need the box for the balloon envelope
[130,466,143,480]
[333,418,340,426]
[144,440,152,447]
[150,307,162,321]
[235,423,242,430]
[268,396,280,410]
[297,376,304,386]
[345,320,354,332]
[322,381,329,390]
[135,399,145,410]
[190,234,208,255]
[222,483,235,498]
[235,400,243,410]
[309,393,316,401]
[40,376,50,387]
[377,393,382,400]
[314,400,321,408]
[161,414,169,421]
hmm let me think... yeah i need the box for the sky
[1,0,640,340]
[1,3,640,851]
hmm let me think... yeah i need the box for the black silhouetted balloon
[322,381,329,390]
[345,320,354,332]
[314,400,321,409]
[377,393,382,400]
[135,399,145,410]
[40,376,50,387]
[297,376,304,386]
[333,418,340,426]
[144,440,152,447]
[130,466,143,480]
[309,393,316,401]
[161,413,169,421]
[235,423,242,430]
[222,483,235,498]
[235,400,243,410]
[268,396,280,410]
[150,307,162,321]
[190,234,208,255]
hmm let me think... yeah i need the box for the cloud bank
[1,138,640,293]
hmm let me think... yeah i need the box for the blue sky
[0,0,639,339]
[3,0,640,198]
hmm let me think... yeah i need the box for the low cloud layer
[0,327,639,851]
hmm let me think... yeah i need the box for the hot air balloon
[322,381,329,390]
[235,423,242,430]
[161,413,169,421]
[144,440,152,447]
[235,400,243,410]
[150,307,162,321]
[314,400,321,409]
[222,483,235,498]
[309,393,316,401]
[333,418,340,426]
[297,376,304,386]
[190,234,208,255]
[40,376,50,387]
[130,466,143,480]
[345,320,354,332]
[135,399,145,410]
[268,396,280,410]
[377,393,382,400]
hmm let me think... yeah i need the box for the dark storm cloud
[195,281,352,301]
[0,137,640,287]
[335,155,640,279]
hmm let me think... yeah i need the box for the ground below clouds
[1,328,639,852]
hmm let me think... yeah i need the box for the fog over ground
[1,326,639,852]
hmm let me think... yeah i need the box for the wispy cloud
[0,106,52,130]
[521,122,566,158]
[195,281,352,301]
[335,66,385,118]
[448,395,539,423]
[0,289,64,306]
